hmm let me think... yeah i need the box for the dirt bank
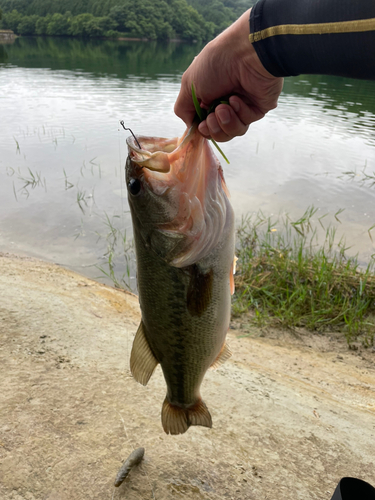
[0,253,374,500]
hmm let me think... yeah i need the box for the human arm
[251,0,375,79]
[174,0,375,142]
[174,9,283,142]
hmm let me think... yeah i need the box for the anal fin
[210,342,231,369]
[162,398,212,435]
[130,320,158,386]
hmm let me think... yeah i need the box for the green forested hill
[186,0,250,35]
[0,0,252,40]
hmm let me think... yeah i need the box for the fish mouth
[126,125,231,268]
[126,125,198,174]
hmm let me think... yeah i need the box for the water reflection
[0,37,375,286]
[281,76,375,146]
[0,44,8,63]
[1,36,202,79]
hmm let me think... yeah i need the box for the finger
[174,75,196,127]
[198,108,245,142]
[204,110,233,142]
[201,96,268,142]
[196,89,271,142]
[200,104,251,143]
[229,96,265,125]
[174,95,196,127]
[197,120,210,138]
[216,104,250,139]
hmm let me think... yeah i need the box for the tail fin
[161,397,212,435]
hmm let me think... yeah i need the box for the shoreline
[0,252,374,499]
[0,32,198,43]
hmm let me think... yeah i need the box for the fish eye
[128,178,141,196]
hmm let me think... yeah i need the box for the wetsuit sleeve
[249,0,375,80]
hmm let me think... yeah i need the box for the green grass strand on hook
[191,83,230,164]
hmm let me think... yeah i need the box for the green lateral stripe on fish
[126,125,235,435]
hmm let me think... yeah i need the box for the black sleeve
[249,0,375,80]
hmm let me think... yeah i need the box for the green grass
[339,162,375,188]
[9,167,47,198]
[233,207,375,346]
[76,188,89,213]
[95,213,135,290]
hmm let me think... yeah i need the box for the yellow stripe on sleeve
[249,17,375,43]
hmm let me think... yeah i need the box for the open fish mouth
[126,126,230,267]
[126,126,194,173]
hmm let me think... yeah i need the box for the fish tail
[161,397,212,435]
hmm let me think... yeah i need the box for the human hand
[174,9,284,142]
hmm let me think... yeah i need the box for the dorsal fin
[130,321,158,386]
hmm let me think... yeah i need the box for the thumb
[174,80,197,127]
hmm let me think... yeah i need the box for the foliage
[1,8,22,31]
[186,0,236,36]
[69,13,101,37]
[107,0,212,41]
[0,0,248,40]
[108,1,173,40]
[233,208,375,346]
[186,0,251,35]
[0,5,212,40]
[17,13,38,34]
[47,13,71,36]
[35,13,49,34]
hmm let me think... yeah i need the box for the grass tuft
[340,163,375,188]
[95,213,135,290]
[233,208,375,346]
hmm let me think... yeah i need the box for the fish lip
[126,124,199,173]
[126,124,198,153]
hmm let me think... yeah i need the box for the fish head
[126,126,231,266]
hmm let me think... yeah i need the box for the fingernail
[230,100,240,113]
[217,108,230,125]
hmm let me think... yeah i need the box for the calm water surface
[1,37,375,287]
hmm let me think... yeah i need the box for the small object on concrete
[114,447,145,487]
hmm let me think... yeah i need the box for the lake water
[1,37,375,289]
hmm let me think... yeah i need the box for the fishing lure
[114,447,145,487]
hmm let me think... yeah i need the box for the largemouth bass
[126,125,235,435]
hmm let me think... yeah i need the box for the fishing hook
[120,121,142,149]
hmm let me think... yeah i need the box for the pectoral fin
[187,265,213,317]
[230,255,238,295]
[130,321,158,386]
[210,342,232,369]
[230,269,235,295]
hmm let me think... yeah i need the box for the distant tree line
[0,0,251,40]
[187,0,250,36]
